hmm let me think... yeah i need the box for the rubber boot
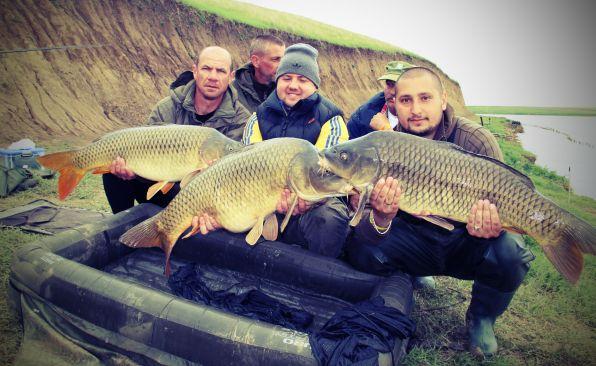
[413,276,436,291]
[466,282,515,358]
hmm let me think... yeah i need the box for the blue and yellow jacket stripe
[242,92,348,148]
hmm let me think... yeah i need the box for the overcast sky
[241,0,596,107]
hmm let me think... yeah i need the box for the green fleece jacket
[231,63,276,114]
[147,76,250,141]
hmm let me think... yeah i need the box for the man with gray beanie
[240,43,351,258]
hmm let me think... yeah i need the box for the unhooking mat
[0,199,108,234]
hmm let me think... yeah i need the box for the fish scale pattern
[368,132,566,239]
[158,138,317,239]
[71,125,235,181]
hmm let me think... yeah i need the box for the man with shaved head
[102,46,250,214]
[347,67,534,358]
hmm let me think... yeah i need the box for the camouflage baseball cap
[377,61,416,82]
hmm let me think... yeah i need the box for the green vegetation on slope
[468,106,596,116]
[180,0,422,58]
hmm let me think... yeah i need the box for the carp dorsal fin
[246,216,264,245]
[438,141,535,190]
[503,225,527,235]
[412,214,455,231]
[262,214,279,241]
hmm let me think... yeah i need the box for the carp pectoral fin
[543,242,583,284]
[181,169,203,188]
[246,217,264,245]
[414,215,455,231]
[182,219,201,239]
[160,182,175,195]
[262,214,279,241]
[349,184,373,227]
[91,165,111,174]
[147,181,170,200]
[281,195,299,232]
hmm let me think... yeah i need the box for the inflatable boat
[9,203,414,365]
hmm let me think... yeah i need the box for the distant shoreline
[468,106,596,116]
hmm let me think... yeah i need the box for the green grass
[179,0,423,59]
[0,228,40,364]
[1,125,595,365]
[468,106,596,116]
[0,142,111,365]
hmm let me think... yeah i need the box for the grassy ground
[1,122,595,365]
[468,106,596,116]
[180,0,421,58]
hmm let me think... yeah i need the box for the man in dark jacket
[232,35,285,114]
[346,67,534,358]
[347,61,415,139]
[195,43,350,258]
[102,46,250,213]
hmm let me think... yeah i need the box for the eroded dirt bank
[0,0,468,144]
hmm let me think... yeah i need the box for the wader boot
[413,276,436,290]
[466,282,515,358]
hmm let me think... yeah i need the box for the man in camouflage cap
[347,60,415,139]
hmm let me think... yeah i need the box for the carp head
[200,135,244,165]
[288,150,354,201]
[318,138,381,226]
[318,139,380,190]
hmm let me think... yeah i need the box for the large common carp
[37,125,243,200]
[319,131,596,284]
[120,138,354,276]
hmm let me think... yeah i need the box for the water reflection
[483,114,596,199]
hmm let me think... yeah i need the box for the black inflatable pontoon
[9,203,414,365]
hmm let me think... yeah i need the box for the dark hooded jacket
[347,92,386,139]
[231,63,276,114]
[147,71,250,141]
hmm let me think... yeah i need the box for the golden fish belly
[157,139,310,237]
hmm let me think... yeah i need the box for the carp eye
[339,152,349,161]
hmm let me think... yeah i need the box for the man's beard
[404,123,436,137]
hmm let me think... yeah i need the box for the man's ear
[441,90,447,111]
[191,63,198,79]
[250,54,259,68]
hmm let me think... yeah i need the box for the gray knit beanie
[275,43,320,88]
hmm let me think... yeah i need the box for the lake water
[481,114,596,199]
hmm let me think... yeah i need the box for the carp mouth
[316,157,362,197]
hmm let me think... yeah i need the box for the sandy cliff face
[0,0,468,144]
